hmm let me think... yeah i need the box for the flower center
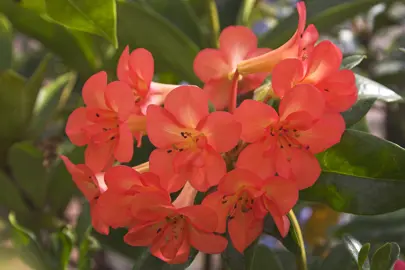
[224,190,255,220]
[166,131,206,154]
[155,215,186,242]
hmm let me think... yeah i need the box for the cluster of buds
[62,2,357,264]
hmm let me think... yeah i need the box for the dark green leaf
[259,0,396,48]
[341,55,366,70]
[0,0,98,76]
[142,0,205,48]
[44,0,118,47]
[133,248,198,270]
[301,130,405,214]
[9,212,50,270]
[8,141,47,209]
[115,1,200,84]
[371,243,392,270]
[318,244,358,270]
[245,243,283,270]
[355,74,402,103]
[47,147,84,214]
[237,0,255,26]
[51,228,74,270]
[358,243,371,269]
[0,170,29,214]
[343,235,362,265]
[0,13,12,71]
[342,98,376,127]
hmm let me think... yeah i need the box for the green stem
[287,210,308,270]
[237,0,256,25]
[207,0,220,48]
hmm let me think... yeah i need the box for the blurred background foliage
[0,0,405,269]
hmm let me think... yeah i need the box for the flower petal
[66,107,90,146]
[104,81,135,120]
[103,165,142,190]
[193,49,230,82]
[272,58,305,98]
[117,46,130,83]
[228,210,263,253]
[114,124,134,162]
[179,205,218,232]
[124,221,159,246]
[128,48,154,92]
[199,111,241,153]
[265,202,290,237]
[130,191,173,221]
[202,191,233,233]
[91,202,110,235]
[189,228,228,254]
[218,169,263,194]
[262,176,299,215]
[298,113,345,154]
[203,78,233,110]
[219,26,258,68]
[234,100,278,143]
[85,141,115,172]
[82,71,108,108]
[164,85,209,129]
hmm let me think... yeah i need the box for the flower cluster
[62,2,357,264]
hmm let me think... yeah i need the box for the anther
[157,228,162,234]
[110,136,115,140]
[167,149,173,153]
[178,148,184,152]
[96,113,100,117]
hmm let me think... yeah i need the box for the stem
[229,71,240,113]
[173,182,198,208]
[207,0,220,48]
[132,161,149,173]
[237,0,256,26]
[287,210,307,270]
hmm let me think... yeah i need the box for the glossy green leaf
[47,146,84,214]
[44,0,118,47]
[20,0,46,13]
[28,72,76,138]
[341,55,367,70]
[8,141,47,209]
[358,243,371,269]
[245,243,283,270]
[9,212,51,270]
[0,170,29,214]
[259,0,396,48]
[301,130,405,215]
[115,1,200,84]
[342,98,376,127]
[142,0,205,48]
[0,0,98,76]
[343,235,363,265]
[0,13,12,71]
[371,243,392,270]
[318,244,358,270]
[356,74,402,103]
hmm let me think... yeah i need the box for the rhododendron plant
[62,1,361,266]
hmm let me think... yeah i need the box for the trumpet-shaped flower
[146,85,241,192]
[202,169,298,252]
[272,41,357,112]
[61,156,109,234]
[193,26,270,109]
[117,46,178,114]
[124,191,227,264]
[234,85,345,189]
[237,2,319,75]
[65,71,141,172]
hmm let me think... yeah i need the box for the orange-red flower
[237,2,319,75]
[146,85,241,192]
[124,191,227,264]
[234,85,345,189]
[117,46,178,114]
[272,40,357,112]
[193,26,270,109]
[96,166,169,229]
[66,71,140,172]
[61,156,109,235]
[203,169,298,252]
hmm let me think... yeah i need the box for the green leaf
[342,235,363,265]
[341,55,367,70]
[142,0,205,48]
[47,147,85,214]
[263,214,299,255]
[342,98,376,127]
[318,244,358,270]
[0,170,29,214]
[28,72,76,139]
[237,0,256,26]
[355,74,402,103]
[371,243,392,270]
[51,228,74,270]
[44,0,118,47]
[259,0,396,48]
[0,0,98,76]
[20,0,46,13]
[300,130,405,215]
[9,212,50,270]
[115,1,200,84]
[245,243,283,270]
[8,141,47,209]
[0,13,12,71]
[133,249,198,270]
[358,243,371,269]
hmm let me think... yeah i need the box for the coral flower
[96,166,169,229]
[193,26,270,109]
[124,191,228,264]
[237,1,319,75]
[203,169,298,253]
[117,46,178,114]
[61,156,109,235]
[234,85,345,189]
[65,71,140,172]
[146,85,241,192]
[272,40,357,112]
